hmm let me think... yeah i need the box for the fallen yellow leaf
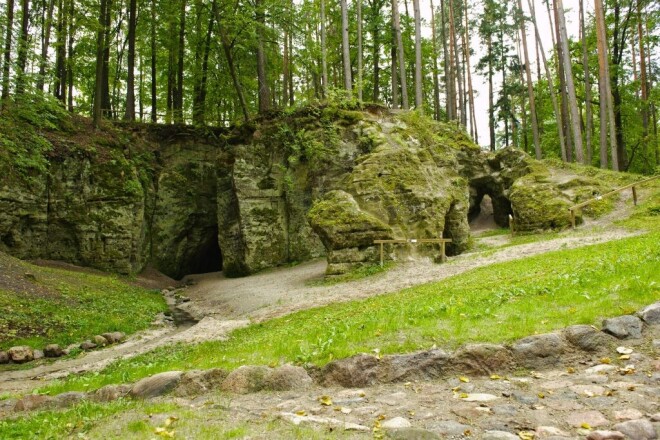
[619,355,631,360]
[459,376,470,383]
[319,395,333,406]
[518,431,535,440]
[459,393,469,399]
[581,423,592,430]
[164,416,178,428]
[600,357,611,364]
[490,374,502,380]
[295,410,307,416]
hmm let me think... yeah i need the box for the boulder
[450,344,513,375]
[0,351,8,364]
[80,341,97,350]
[32,349,44,360]
[93,384,131,402]
[321,354,380,387]
[263,365,313,391]
[612,420,657,440]
[14,395,55,412]
[130,371,183,399]
[102,332,125,344]
[511,333,567,368]
[379,350,451,383]
[602,315,644,339]
[8,346,34,363]
[220,366,270,394]
[173,368,228,397]
[563,325,615,352]
[93,335,109,346]
[54,392,87,409]
[638,302,660,325]
[43,344,64,358]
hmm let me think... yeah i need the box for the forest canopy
[0,0,658,174]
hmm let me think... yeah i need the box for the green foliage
[41,229,659,395]
[0,254,167,352]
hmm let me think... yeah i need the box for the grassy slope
[0,253,167,353]
[41,226,659,395]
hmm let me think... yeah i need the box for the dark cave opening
[183,225,223,277]
[468,181,514,228]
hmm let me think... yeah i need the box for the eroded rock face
[0,106,619,279]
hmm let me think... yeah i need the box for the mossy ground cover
[0,253,167,355]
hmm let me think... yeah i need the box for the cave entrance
[468,180,513,230]
[181,225,223,277]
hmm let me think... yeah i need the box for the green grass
[0,255,167,352]
[40,229,660,396]
[307,262,395,286]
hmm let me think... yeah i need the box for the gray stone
[564,325,615,352]
[491,405,518,417]
[566,411,609,428]
[638,302,660,325]
[173,368,228,397]
[54,392,87,408]
[221,365,270,394]
[379,350,451,383]
[14,395,55,412]
[0,351,8,364]
[613,420,657,440]
[322,354,380,387]
[381,417,412,429]
[8,346,34,363]
[386,428,441,440]
[614,408,643,421]
[536,426,571,438]
[482,431,519,440]
[587,431,626,440]
[102,332,126,343]
[93,384,131,402]
[93,335,109,346]
[512,391,538,405]
[511,333,567,368]
[602,315,644,339]
[429,420,471,436]
[130,371,183,399]
[451,344,514,375]
[263,364,313,391]
[43,344,64,358]
[80,341,97,350]
[32,349,44,360]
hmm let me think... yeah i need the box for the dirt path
[180,227,640,323]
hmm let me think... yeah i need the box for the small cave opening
[468,182,514,230]
[180,225,223,278]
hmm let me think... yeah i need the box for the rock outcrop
[0,104,628,278]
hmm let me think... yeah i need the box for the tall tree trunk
[93,0,108,126]
[124,0,137,120]
[580,0,593,164]
[357,0,363,101]
[54,0,65,100]
[392,0,408,109]
[430,0,440,120]
[517,0,540,159]
[637,0,649,172]
[2,0,15,103]
[101,0,112,117]
[288,28,293,106]
[594,0,618,169]
[487,32,495,150]
[320,0,328,98]
[66,0,74,111]
[449,0,461,123]
[550,0,571,161]
[611,2,631,170]
[214,6,249,122]
[413,0,422,110]
[193,0,215,124]
[15,0,30,95]
[340,0,352,92]
[370,0,382,102]
[256,0,270,113]
[283,29,289,106]
[391,22,399,108]
[37,0,55,92]
[464,6,477,141]
[174,0,186,123]
[555,0,584,163]
[526,0,565,162]
[439,0,453,120]
[150,0,157,122]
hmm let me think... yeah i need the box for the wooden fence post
[509,214,515,236]
[570,208,576,229]
[380,242,384,267]
[632,186,638,206]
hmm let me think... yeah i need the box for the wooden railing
[568,175,659,228]
[373,238,453,266]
